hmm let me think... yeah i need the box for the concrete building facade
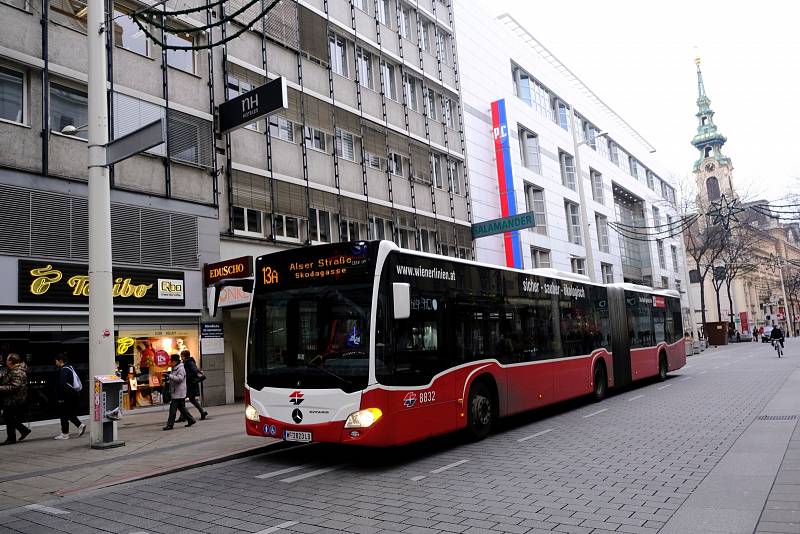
[455,4,688,315]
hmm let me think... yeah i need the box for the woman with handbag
[179,350,208,421]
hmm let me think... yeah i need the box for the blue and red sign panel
[490,99,523,268]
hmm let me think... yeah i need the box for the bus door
[607,286,632,387]
[379,285,457,443]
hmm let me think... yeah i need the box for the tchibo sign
[157,278,184,300]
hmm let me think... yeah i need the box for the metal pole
[568,112,596,282]
[778,259,794,337]
[87,0,117,446]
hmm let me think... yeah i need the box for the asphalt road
[2,340,798,534]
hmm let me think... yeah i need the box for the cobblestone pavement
[1,341,798,534]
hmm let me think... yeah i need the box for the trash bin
[704,322,729,346]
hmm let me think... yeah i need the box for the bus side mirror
[392,283,411,320]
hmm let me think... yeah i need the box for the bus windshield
[247,284,372,393]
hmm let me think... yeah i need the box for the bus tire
[658,352,668,381]
[592,363,607,402]
[467,381,494,440]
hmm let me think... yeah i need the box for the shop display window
[115,329,199,410]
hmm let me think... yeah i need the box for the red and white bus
[244,240,684,446]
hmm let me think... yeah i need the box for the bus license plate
[284,430,312,443]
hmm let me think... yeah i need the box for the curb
[56,438,285,496]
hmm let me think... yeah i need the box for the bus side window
[375,295,387,375]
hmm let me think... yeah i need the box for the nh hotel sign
[470,99,535,268]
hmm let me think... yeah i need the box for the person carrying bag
[178,350,208,421]
[0,354,31,445]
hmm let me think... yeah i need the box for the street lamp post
[777,258,794,337]
[87,0,117,447]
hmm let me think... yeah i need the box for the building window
[353,0,366,11]
[420,20,434,53]
[272,213,301,242]
[518,126,541,173]
[608,141,619,165]
[704,146,712,157]
[308,208,332,243]
[565,201,582,245]
[443,97,454,128]
[661,276,669,289]
[582,119,600,149]
[531,247,551,268]
[340,218,368,242]
[304,126,328,152]
[675,279,682,293]
[376,0,390,26]
[356,47,374,90]
[601,263,614,283]
[165,31,196,74]
[596,214,610,253]
[646,170,655,190]
[524,184,547,235]
[232,206,264,236]
[419,228,436,253]
[404,74,420,112]
[559,150,576,190]
[0,66,24,124]
[652,206,661,227]
[552,98,569,130]
[389,152,404,176]
[397,225,416,250]
[688,269,700,283]
[366,152,386,170]
[657,239,666,269]
[431,154,444,189]
[447,160,461,195]
[590,169,604,204]
[628,156,638,179]
[381,61,398,101]
[112,7,149,56]
[370,216,394,240]
[671,245,679,272]
[706,176,720,201]
[400,5,413,39]
[269,116,295,142]
[328,33,348,77]
[512,65,553,121]
[436,29,451,65]
[426,88,438,120]
[571,258,586,275]
[50,82,88,139]
[335,128,356,161]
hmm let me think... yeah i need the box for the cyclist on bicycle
[770,324,785,350]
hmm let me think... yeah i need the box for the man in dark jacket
[178,350,208,421]
[54,353,86,440]
[0,353,31,445]
[163,353,196,430]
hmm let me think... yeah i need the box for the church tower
[692,58,734,206]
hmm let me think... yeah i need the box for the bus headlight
[245,404,260,422]
[344,408,383,429]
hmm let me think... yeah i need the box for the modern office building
[455,3,687,314]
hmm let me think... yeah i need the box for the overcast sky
[491,0,799,201]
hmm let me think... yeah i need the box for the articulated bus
[244,240,684,446]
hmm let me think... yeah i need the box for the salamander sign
[472,211,536,240]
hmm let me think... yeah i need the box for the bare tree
[683,210,728,327]
[720,227,760,324]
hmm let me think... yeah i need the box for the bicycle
[772,339,783,358]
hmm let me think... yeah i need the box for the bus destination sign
[256,241,377,290]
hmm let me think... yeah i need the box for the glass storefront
[115,328,200,410]
[0,325,198,424]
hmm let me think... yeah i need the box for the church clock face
[705,163,715,172]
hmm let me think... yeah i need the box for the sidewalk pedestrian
[163,353,195,430]
[0,353,31,445]
[753,327,759,342]
[178,350,207,422]
[53,353,86,440]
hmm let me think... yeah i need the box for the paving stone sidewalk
[0,403,277,512]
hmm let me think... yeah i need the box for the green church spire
[691,57,729,171]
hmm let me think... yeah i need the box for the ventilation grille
[0,184,199,269]
[757,415,798,421]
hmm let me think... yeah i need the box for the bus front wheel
[467,381,493,440]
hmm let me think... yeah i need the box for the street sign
[472,211,536,239]
[218,77,288,135]
[105,119,165,165]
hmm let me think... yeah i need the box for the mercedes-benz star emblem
[292,408,303,424]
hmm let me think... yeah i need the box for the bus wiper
[306,362,355,388]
